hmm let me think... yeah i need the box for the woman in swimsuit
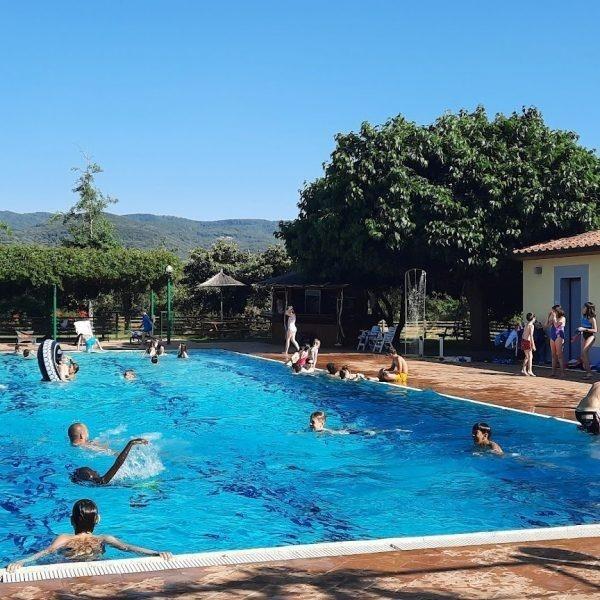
[546,304,566,377]
[578,302,597,379]
[6,499,172,572]
[284,306,300,355]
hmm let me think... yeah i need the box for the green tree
[57,158,119,249]
[279,107,600,346]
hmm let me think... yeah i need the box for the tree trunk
[464,278,490,349]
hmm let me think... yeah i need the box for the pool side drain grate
[2,524,599,584]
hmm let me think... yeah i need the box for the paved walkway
[1,341,598,598]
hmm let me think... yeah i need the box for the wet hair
[326,362,337,374]
[339,368,347,380]
[151,355,159,364]
[22,349,30,357]
[526,312,535,322]
[552,305,565,319]
[292,362,302,373]
[309,411,326,429]
[584,302,596,319]
[123,369,136,378]
[68,422,87,443]
[71,362,80,374]
[71,467,100,485]
[472,422,492,438]
[71,499,99,534]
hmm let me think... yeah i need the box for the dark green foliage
[279,107,600,345]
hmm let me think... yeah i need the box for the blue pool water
[0,350,598,565]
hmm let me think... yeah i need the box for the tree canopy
[279,107,600,345]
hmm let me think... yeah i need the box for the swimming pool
[0,349,598,569]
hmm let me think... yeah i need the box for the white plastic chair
[357,325,380,351]
[372,325,397,353]
[74,320,103,350]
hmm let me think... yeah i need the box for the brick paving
[1,340,598,599]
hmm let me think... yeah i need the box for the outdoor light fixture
[534,266,543,275]
[166,265,174,344]
[165,264,174,276]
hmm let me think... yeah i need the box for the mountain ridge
[0,211,282,256]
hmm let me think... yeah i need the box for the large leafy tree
[279,107,600,346]
[56,158,119,249]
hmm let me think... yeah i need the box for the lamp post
[166,265,173,345]
[52,284,58,339]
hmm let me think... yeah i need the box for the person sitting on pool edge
[71,438,148,485]
[378,347,408,385]
[123,369,137,380]
[575,381,600,434]
[68,422,113,453]
[309,411,326,432]
[6,499,172,572]
[471,422,503,455]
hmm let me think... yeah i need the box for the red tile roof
[514,230,600,257]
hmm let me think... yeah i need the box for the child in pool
[123,369,137,380]
[6,499,172,572]
[325,362,338,376]
[472,422,503,455]
[68,422,114,453]
[58,356,79,381]
[71,438,148,484]
[309,411,327,432]
[177,343,189,359]
[339,365,366,381]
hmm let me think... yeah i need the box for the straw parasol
[197,269,246,321]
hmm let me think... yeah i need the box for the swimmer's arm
[490,442,504,455]
[101,536,172,560]
[6,535,70,572]
[99,438,148,484]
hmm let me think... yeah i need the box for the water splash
[111,437,165,482]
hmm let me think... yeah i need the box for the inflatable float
[37,339,64,382]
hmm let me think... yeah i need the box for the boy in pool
[378,347,408,384]
[177,343,189,358]
[339,365,366,381]
[325,362,338,376]
[309,411,326,431]
[71,438,149,485]
[471,422,503,455]
[58,356,79,381]
[123,369,137,380]
[6,499,172,572]
[68,422,113,453]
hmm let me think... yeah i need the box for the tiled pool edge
[2,524,599,584]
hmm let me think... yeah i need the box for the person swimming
[325,362,338,376]
[71,438,148,484]
[309,411,326,432]
[22,348,32,359]
[177,343,189,359]
[123,369,137,380]
[151,355,159,365]
[68,422,113,453]
[5,499,172,572]
[471,422,503,455]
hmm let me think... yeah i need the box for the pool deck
[1,340,598,598]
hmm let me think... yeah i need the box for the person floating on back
[471,422,503,455]
[520,312,536,376]
[5,499,172,572]
[71,438,148,484]
[378,347,408,384]
[575,382,600,434]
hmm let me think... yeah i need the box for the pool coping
[1,348,596,584]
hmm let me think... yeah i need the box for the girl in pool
[6,499,172,572]
[471,422,503,455]
[546,305,566,377]
[177,343,189,358]
[578,302,597,379]
[284,306,300,355]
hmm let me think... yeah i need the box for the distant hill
[0,211,282,256]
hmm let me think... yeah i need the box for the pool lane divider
[2,523,599,584]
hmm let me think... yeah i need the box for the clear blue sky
[0,1,598,221]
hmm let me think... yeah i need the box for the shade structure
[196,270,246,321]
